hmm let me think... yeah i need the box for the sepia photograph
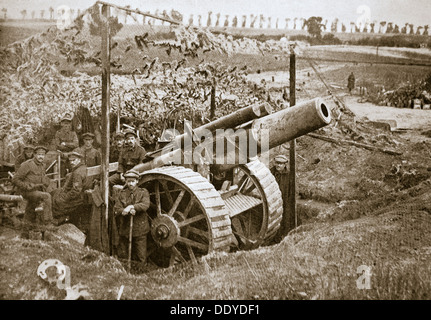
[0,0,430,305]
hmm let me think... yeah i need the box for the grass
[2,191,431,300]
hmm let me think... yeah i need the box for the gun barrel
[170,101,271,147]
[250,98,331,149]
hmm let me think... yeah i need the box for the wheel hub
[151,214,180,248]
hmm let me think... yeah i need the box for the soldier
[347,72,356,94]
[113,169,150,268]
[52,114,79,177]
[109,129,146,186]
[110,131,125,163]
[51,151,93,231]
[270,154,292,237]
[15,144,34,171]
[12,145,54,238]
[53,114,79,152]
[73,132,101,168]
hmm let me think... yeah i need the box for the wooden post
[56,153,61,188]
[101,4,111,224]
[289,50,297,230]
[210,78,216,120]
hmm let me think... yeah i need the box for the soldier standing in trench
[113,169,150,270]
[271,154,293,240]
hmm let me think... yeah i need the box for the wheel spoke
[178,214,205,227]
[167,190,185,217]
[182,199,195,219]
[238,176,250,193]
[160,180,173,206]
[186,226,209,239]
[186,244,198,265]
[178,236,208,251]
[243,182,257,195]
[155,181,162,217]
[171,246,187,265]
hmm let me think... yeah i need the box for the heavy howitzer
[131,98,331,267]
[88,98,331,268]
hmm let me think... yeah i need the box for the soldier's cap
[68,151,84,159]
[23,144,35,150]
[124,169,140,179]
[274,155,288,163]
[60,114,73,122]
[113,131,125,139]
[34,145,48,153]
[124,129,137,138]
[82,132,95,139]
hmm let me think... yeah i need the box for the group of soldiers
[11,112,292,270]
[11,114,152,268]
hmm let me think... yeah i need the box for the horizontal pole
[96,1,182,25]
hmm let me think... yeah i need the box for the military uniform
[52,156,93,229]
[109,130,146,185]
[113,171,150,265]
[52,115,79,178]
[14,146,34,171]
[74,146,101,168]
[347,72,355,93]
[110,145,123,163]
[110,132,125,163]
[53,129,79,152]
[12,147,53,234]
[271,155,293,237]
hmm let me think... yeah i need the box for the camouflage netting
[0,3,303,159]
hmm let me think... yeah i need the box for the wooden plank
[87,162,118,177]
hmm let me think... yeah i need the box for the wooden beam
[101,4,111,224]
[96,1,181,25]
[87,162,118,177]
[289,50,297,231]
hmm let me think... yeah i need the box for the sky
[1,0,430,27]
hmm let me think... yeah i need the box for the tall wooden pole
[101,4,111,224]
[289,50,297,230]
[210,78,216,120]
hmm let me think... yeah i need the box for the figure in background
[14,144,34,171]
[110,132,125,164]
[347,72,356,94]
[52,114,79,177]
[74,132,101,168]
[109,129,146,186]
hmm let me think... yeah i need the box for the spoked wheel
[140,166,233,268]
[224,160,283,250]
